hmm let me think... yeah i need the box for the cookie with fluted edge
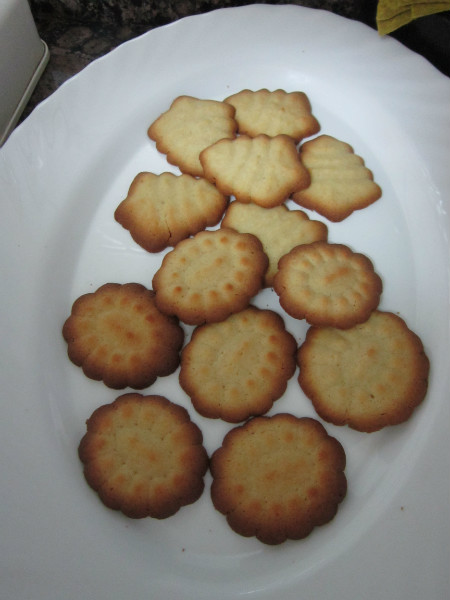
[179,306,297,423]
[78,393,209,519]
[152,228,268,325]
[273,242,382,329]
[297,311,430,432]
[147,95,237,177]
[115,172,228,253]
[210,414,347,545]
[221,201,328,287]
[62,283,184,389]
[292,135,382,221]
[200,134,310,208]
[224,88,320,141]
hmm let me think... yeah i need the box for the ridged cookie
[221,201,328,287]
[210,414,347,545]
[179,306,297,422]
[224,88,320,141]
[62,283,184,389]
[115,172,228,252]
[147,95,237,177]
[200,134,310,208]
[78,393,208,518]
[297,311,430,432]
[292,135,382,221]
[152,228,268,325]
[273,242,382,329]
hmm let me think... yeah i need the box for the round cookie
[63,283,184,389]
[179,306,297,422]
[152,228,268,325]
[78,393,209,519]
[297,311,430,433]
[273,241,382,329]
[210,414,347,545]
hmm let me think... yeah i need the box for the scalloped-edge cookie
[297,311,430,432]
[147,95,237,176]
[62,283,184,389]
[273,242,382,329]
[224,88,320,141]
[115,172,228,253]
[200,134,310,208]
[292,135,382,221]
[221,201,328,287]
[78,393,209,518]
[152,228,268,325]
[210,414,347,545]
[179,306,297,423]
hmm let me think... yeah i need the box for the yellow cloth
[376,0,450,35]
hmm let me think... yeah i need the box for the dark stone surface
[21,1,450,122]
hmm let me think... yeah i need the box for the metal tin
[0,0,49,146]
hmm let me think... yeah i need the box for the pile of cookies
[63,89,429,545]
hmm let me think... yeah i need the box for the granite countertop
[21,0,450,123]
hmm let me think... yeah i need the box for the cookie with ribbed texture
[147,95,237,176]
[224,88,320,141]
[115,172,228,252]
[200,134,310,208]
[62,283,184,389]
[152,229,268,325]
[78,393,208,518]
[274,242,382,329]
[298,311,429,432]
[292,135,382,221]
[179,306,297,422]
[221,201,328,287]
[210,414,347,545]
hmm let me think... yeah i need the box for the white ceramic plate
[1,5,449,599]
